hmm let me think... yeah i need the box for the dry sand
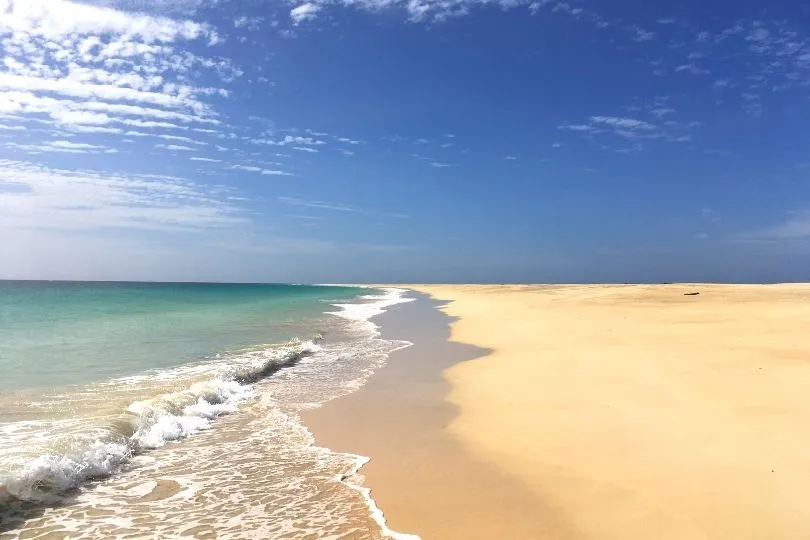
[407,284,810,539]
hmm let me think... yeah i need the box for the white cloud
[156,144,196,151]
[290,3,321,24]
[559,123,596,132]
[675,64,710,76]
[189,157,222,162]
[157,134,207,145]
[287,0,574,23]
[234,15,264,29]
[632,27,656,42]
[65,125,123,134]
[0,123,26,131]
[659,20,810,112]
[0,159,246,232]
[50,140,107,150]
[4,140,116,154]
[286,135,325,145]
[231,165,262,172]
[559,114,700,145]
[0,0,216,43]
[650,107,675,118]
[124,120,187,129]
[293,146,318,153]
[0,74,207,112]
[253,135,326,146]
[590,116,656,130]
[0,0,235,164]
[53,110,113,126]
[230,164,293,176]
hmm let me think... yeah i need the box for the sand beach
[308,284,810,539]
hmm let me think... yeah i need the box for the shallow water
[0,282,367,391]
[0,282,416,539]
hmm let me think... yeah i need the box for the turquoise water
[0,282,415,537]
[0,281,369,391]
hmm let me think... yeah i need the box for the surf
[0,340,320,504]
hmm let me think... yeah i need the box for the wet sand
[303,293,568,539]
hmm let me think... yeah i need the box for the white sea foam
[2,287,419,539]
[340,455,421,540]
[2,439,131,503]
[324,287,422,539]
[329,287,415,330]
[0,340,320,503]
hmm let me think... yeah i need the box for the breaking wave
[0,340,320,504]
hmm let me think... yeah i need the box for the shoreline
[10,283,810,537]
[0,287,413,538]
[303,291,561,539]
[310,283,810,539]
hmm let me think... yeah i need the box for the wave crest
[1,340,319,504]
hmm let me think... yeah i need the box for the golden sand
[406,284,810,539]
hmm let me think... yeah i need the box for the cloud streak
[560,113,699,147]
[5,140,118,154]
[230,164,293,176]
[278,196,408,218]
[0,159,247,232]
[285,0,592,25]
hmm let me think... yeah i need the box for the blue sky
[1,0,810,282]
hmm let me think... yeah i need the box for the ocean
[0,281,415,539]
